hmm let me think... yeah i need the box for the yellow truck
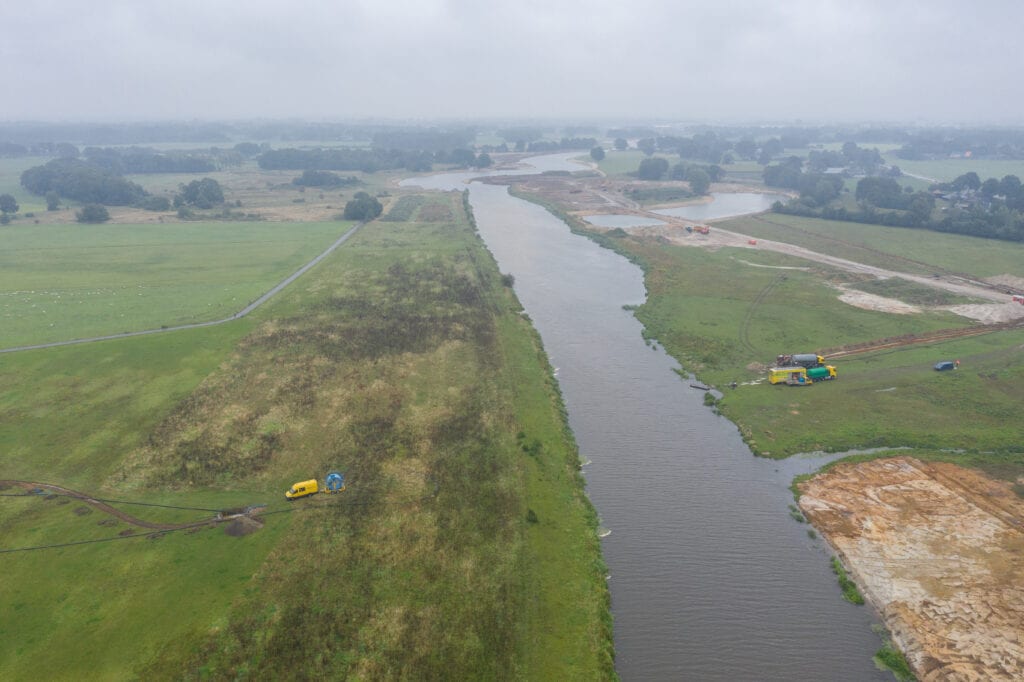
[285,479,319,500]
[768,367,811,385]
[768,365,836,385]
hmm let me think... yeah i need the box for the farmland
[0,222,347,348]
[0,190,612,679]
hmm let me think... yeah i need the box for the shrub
[76,204,110,223]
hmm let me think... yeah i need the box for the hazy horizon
[4,0,1023,126]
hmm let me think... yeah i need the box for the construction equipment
[768,367,812,385]
[285,472,346,500]
[775,353,825,369]
[807,365,837,381]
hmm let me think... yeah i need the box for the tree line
[772,166,1024,242]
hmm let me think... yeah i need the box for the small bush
[76,204,110,223]
[830,557,865,605]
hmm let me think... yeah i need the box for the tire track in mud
[0,480,257,531]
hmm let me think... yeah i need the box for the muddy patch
[73,506,92,516]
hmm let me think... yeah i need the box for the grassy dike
[1,192,613,680]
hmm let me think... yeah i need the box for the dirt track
[1,480,256,531]
[798,458,1024,681]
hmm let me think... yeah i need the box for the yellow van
[285,479,319,500]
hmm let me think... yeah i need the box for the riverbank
[798,457,1024,680]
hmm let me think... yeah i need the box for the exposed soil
[798,457,1024,681]
[499,171,1024,325]
[224,516,264,537]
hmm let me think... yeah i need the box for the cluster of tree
[855,176,935,220]
[0,141,79,158]
[894,129,1024,160]
[82,147,216,174]
[937,172,1024,210]
[371,129,475,152]
[343,192,383,221]
[632,158,721,193]
[640,132,734,164]
[76,204,111,223]
[774,199,1024,241]
[763,157,844,206]
[260,148,417,173]
[497,126,545,143]
[0,121,232,146]
[175,178,224,209]
[806,142,885,174]
[525,137,598,152]
[607,126,657,140]
[637,157,670,180]
[0,194,18,224]
[21,159,148,205]
[774,169,1024,242]
[292,170,360,188]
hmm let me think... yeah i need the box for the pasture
[0,221,346,348]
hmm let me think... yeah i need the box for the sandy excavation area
[798,457,1024,681]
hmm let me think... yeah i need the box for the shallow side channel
[407,157,888,681]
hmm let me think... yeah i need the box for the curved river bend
[406,156,886,680]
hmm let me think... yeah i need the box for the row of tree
[83,147,217,174]
[633,158,722,194]
[21,159,148,205]
[292,170,360,188]
[258,147,492,174]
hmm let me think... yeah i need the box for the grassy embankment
[0,192,613,680]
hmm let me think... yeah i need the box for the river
[404,156,887,680]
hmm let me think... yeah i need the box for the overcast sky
[3,0,1022,125]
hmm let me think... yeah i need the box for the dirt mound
[836,288,921,315]
[985,274,1024,292]
[799,457,1024,681]
[224,516,264,537]
[946,302,1024,324]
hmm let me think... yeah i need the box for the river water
[405,156,886,681]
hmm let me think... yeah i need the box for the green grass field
[0,221,347,348]
[724,212,1024,278]
[882,154,1024,183]
[0,192,612,680]
[592,231,1024,466]
[590,150,671,176]
[0,156,53,214]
